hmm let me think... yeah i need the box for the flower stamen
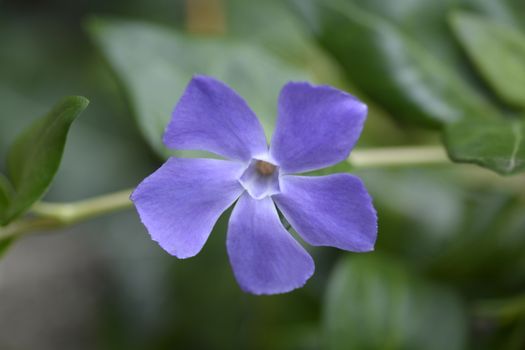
[256,160,276,176]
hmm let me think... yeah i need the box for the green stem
[349,145,449,167]
[353,145,525,198]
[0,189,132,240]
[0,216,61,240]
[31,188,133,224]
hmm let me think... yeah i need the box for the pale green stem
[0,216,60,240]
[0,189,132,240]
[349,145,449,167]
[30,188,133,224]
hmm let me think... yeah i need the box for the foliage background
[0,0,524,349]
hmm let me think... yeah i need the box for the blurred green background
[1,0,525,349]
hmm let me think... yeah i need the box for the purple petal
[164,75,268,161]
[274,174,377,252]
[131,158,245,259]
[270,82,367,173]
[227,194,314,295]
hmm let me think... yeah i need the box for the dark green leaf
[451,12,525,108]
[360,169,465,259]
[0,176,15,257]
[324,254,467,350]
[296,0,498,126]
[445,119,525,175]
[88,18,311,159]
[314,0,461,65]
[362,168,525,284]
[0,237,15,259]
[429,191,525,288]
[5,96,89,223]
[0,174,13,225]
[295,0,525,174]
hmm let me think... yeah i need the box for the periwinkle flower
[131,75,377,295]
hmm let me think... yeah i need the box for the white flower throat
[239,159,281,200]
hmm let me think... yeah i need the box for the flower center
[239,159,281,200]
[255,160,276,176]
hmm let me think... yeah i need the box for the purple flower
[131,75,377,295]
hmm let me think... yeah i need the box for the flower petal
[227,194,314,295]
[270,82,367,173]
[274,174,377,252]
[164,75,268,161]
[131,158,245,258]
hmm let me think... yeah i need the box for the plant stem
[31,188,133,224]
[0,189,133,240]
[351,145,525,198]
[0,217,60,240]
[349,145,449,167]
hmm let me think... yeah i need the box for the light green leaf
[445,119,525,175]
[324,254,467,350]
[466,0,525,30]
[5,96,89,223]
[451,12,525,108]
[88,18,311,159]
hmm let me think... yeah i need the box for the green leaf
[324,254,467,350]
[0,176,11,210]
[87,18,311,159]
[445,119,525,175]
[465,0,525,30]
[227,0,344,85]
[360,169,465,259]
[5,96,89,223]
[0,237,15,259]
[296,0,499,126]
[429,191,525,286]
[0,172,15,260]
[0,174,13,225]
[451,12,525,108]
